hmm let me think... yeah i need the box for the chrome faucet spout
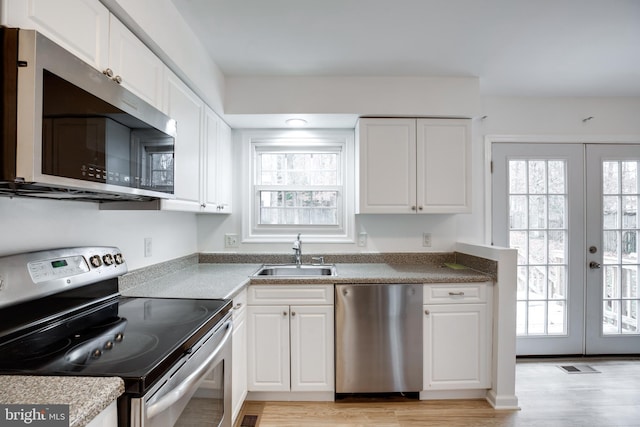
[292,233,302,265]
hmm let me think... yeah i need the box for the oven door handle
[146,320,232,420]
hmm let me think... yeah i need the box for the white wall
[225,76,481,118]
[0,197,198,269]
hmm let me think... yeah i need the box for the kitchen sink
[253,264,337,277]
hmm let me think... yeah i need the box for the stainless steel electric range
[0,247,232,427]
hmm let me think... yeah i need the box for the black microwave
[0,27,176,201]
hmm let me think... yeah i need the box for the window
[242,130,354,242]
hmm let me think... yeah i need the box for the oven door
[129,313,232,427]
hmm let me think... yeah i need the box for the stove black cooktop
[0,294,231,395]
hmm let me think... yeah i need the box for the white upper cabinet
[2,0,110,71]
[161,71,203,211]
[2,0,166,111]
[356,118,471,214]
[107,15,165,110]
[201,107,232,213]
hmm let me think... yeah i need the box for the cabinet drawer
[248,285,334,305]
[232,288,248,319]
[424,282,489,304]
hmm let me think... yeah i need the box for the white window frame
[241,129,355,243]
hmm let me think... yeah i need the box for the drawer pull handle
[449,291,465,296]
[233,303,243,310]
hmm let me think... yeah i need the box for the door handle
[589,261,601,269]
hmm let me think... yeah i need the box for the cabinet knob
[201,203,206,208]
[418,206,423,211]
[411,206,417,211]
[291,311,296,317]
[113,75,122,84]
[283,311,288,316]
[424,309,430,315]
[103,68,114,78]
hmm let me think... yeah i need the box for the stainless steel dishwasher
[335,283,423,394]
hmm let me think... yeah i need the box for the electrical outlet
[422,232,432,247]
[144,237,152,257]
[224,233,239,248]
[358,232,368,247]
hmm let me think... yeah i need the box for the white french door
[492,142,640,355]
[585,145,640,354]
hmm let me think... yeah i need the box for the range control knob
[91,349,102,359]
[114,253,124,265]
[104,341,114,350]
[89,255,102,268]
[102,254,114,266]
[114,333,124,342]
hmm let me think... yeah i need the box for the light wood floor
[235,358,640,427]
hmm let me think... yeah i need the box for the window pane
[509,161,527,194]
[548,195,566,229]
[548,231,566,264]
[621,161,638,194]
[258,153,338,186]
[603,161,619,194]
[548,300,566,335]
[528,161,547,194]
[548,161,566,194]
[509,196,527,229]
[259,191,338,225]
[529,196,547,229]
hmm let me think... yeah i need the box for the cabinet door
[107,15,165,110]
[416,119,471,213]
[2,0,109,71]
[423,303,490,390]
[247,305,290,392]
[161,71,203,210]
[200,108,232,213]
[201,106,219,212]
[356,118,417,213]
[215,119,233,213]
[231,291,248,423]
[290,305,334,392]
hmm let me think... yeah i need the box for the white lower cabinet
[423,283,492,392]
[86,401,117,427]
[247,285,334,395]
[231,289,248,424]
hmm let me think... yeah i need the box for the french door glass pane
[601,160,640,335]
[510,159,569,336]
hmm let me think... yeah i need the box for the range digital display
[51,260,68,268]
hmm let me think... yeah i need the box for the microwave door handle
[146,320,232,420]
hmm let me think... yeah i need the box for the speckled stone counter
[120,259,492,299]
[121,263,260,299]
[251,263,492,285]
[0,376,124,427]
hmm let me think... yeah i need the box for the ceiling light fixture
[285,118,307,127]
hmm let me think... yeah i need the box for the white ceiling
[172,0,640,97]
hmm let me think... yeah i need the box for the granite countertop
[121,263,260,299]
[121,262,492,299]
[0,376,124,427]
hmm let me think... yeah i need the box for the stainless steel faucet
[292,233,302,265]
